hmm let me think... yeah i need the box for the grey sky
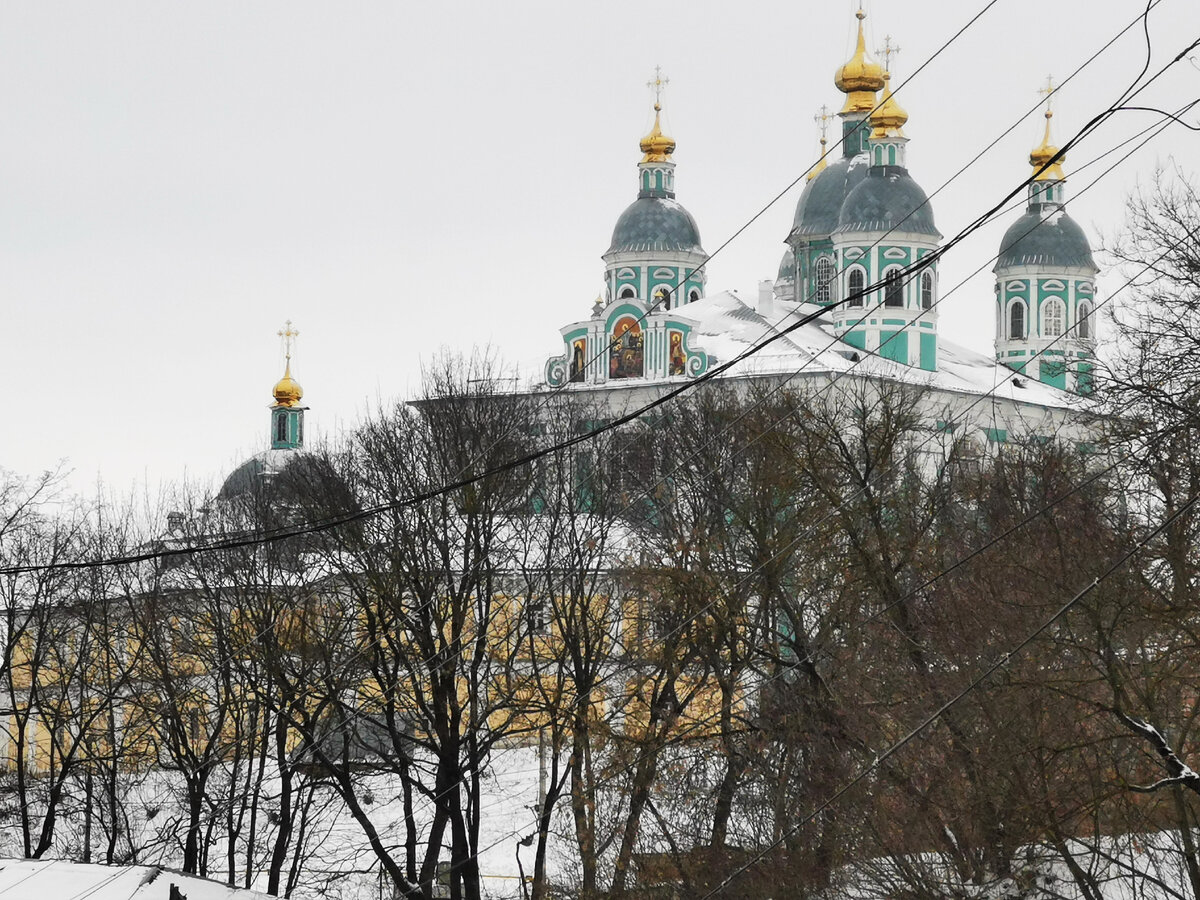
[1,0,1196,497]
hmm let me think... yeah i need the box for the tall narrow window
[275,412,287,444]
[848,268,865,308]
[1009,301,1026,340]
[1078,301,1093,340]
[815,257,836,304]
[884,268,903,307]
[1043,298,1065,337]
[921,272,934,309]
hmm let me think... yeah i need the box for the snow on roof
[675,290,1080,410]
[0,858,270,899]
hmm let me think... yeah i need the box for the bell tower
[270,320,306,450]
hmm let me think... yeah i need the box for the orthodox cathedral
[541,9,1099,423]
[228,9,1100,489]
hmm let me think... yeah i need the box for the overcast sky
[1,0,1197,498]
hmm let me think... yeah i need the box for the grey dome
[790,155,871,238]
[218,449,333,502]
[607,197,704,255]
[777,249,796,282]
[996,205,1095,270]
[835,167,940,237]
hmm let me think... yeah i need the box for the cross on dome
[1038,74,1057,113]
[877,35,901,73]
[278,319,300,363]
[647,65,669,111]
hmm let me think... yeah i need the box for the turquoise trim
[984,427,1007,443]
[879,330,908,365]
[919,332,936,371]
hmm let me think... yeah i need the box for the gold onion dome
[834,10,886,114]
[640,103,676,163]
[272,361,303,408]
[869,72,908,139]
[1030,110,1066,181]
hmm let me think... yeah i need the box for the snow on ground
[0,857,270,899]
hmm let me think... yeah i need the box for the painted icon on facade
[668,330,686,376]
[609,317,644,379]
[569,338,586,382]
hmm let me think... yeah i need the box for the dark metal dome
[777,249,796,282]
[996,204,1096,270]
[834,166,940,237]
[790,155,871,238]
[607,197,704,255]
[218,449,342,503]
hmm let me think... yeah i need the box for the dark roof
[790,155,871,239]
[777,249,796,282]
[607,197,704,255]
[834,166,940,237]
[996,204,1096,270]
[218,449,347,505]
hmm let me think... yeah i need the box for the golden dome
[869,72,908,139]
[272,360,303,408]
[1030,110,1066,181]
[640,103,676,163]
[835,10,886,115]
[808,137,829,181]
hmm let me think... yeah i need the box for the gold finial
[1030,75,1066,182]
[869,71,908,140]
[834,7,886,115]
[808,105,834,180]
[640,66,676,163]
[272,320,304,408]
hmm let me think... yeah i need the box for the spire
[640,66,676,163]
[809,105,833,181]
[1030,76,1066,183]
[834,8,886,115]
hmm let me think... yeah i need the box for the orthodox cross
[278,320,299,363]
[647,65,669,110]
[814,104,833,147]
[1039,74,1057,113]
[877,35,900,73]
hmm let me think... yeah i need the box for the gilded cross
[278,320,299,362]
[877,35,900,73]
[1039,75,1056,112]
[647,65,669,110]
[814,104,833,143]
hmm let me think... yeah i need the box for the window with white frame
[1009,300,1026,340]
[847,267,866,308]
[883,267,903,308]
[1078,300,1094,340]
[815,256,837,304]
[1042,298,1065,337]
[921,271,934,309]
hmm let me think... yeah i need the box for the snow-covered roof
[624,290,1082,411]
[0,858,269,899]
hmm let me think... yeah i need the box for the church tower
[829,42,941,371]
[270,321,306,450]
[994,85,1098,392]
[786,11,883,308]
[602,68,707,310]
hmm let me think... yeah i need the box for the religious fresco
[569,338,586,382]
[609,316,644,379]
[668,330,686,376]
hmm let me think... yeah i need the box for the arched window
[921,272,934,310]
[1078,300,1093,340]
[1042,298,1065,337]
[653,286,671,310]
[848,268,865,308]
[275,412,287,444]
[689,289,700,304]
[619,286,636,300]
[884,267,903,308]
[815,257,837,304]
[1009,300,1026,340]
